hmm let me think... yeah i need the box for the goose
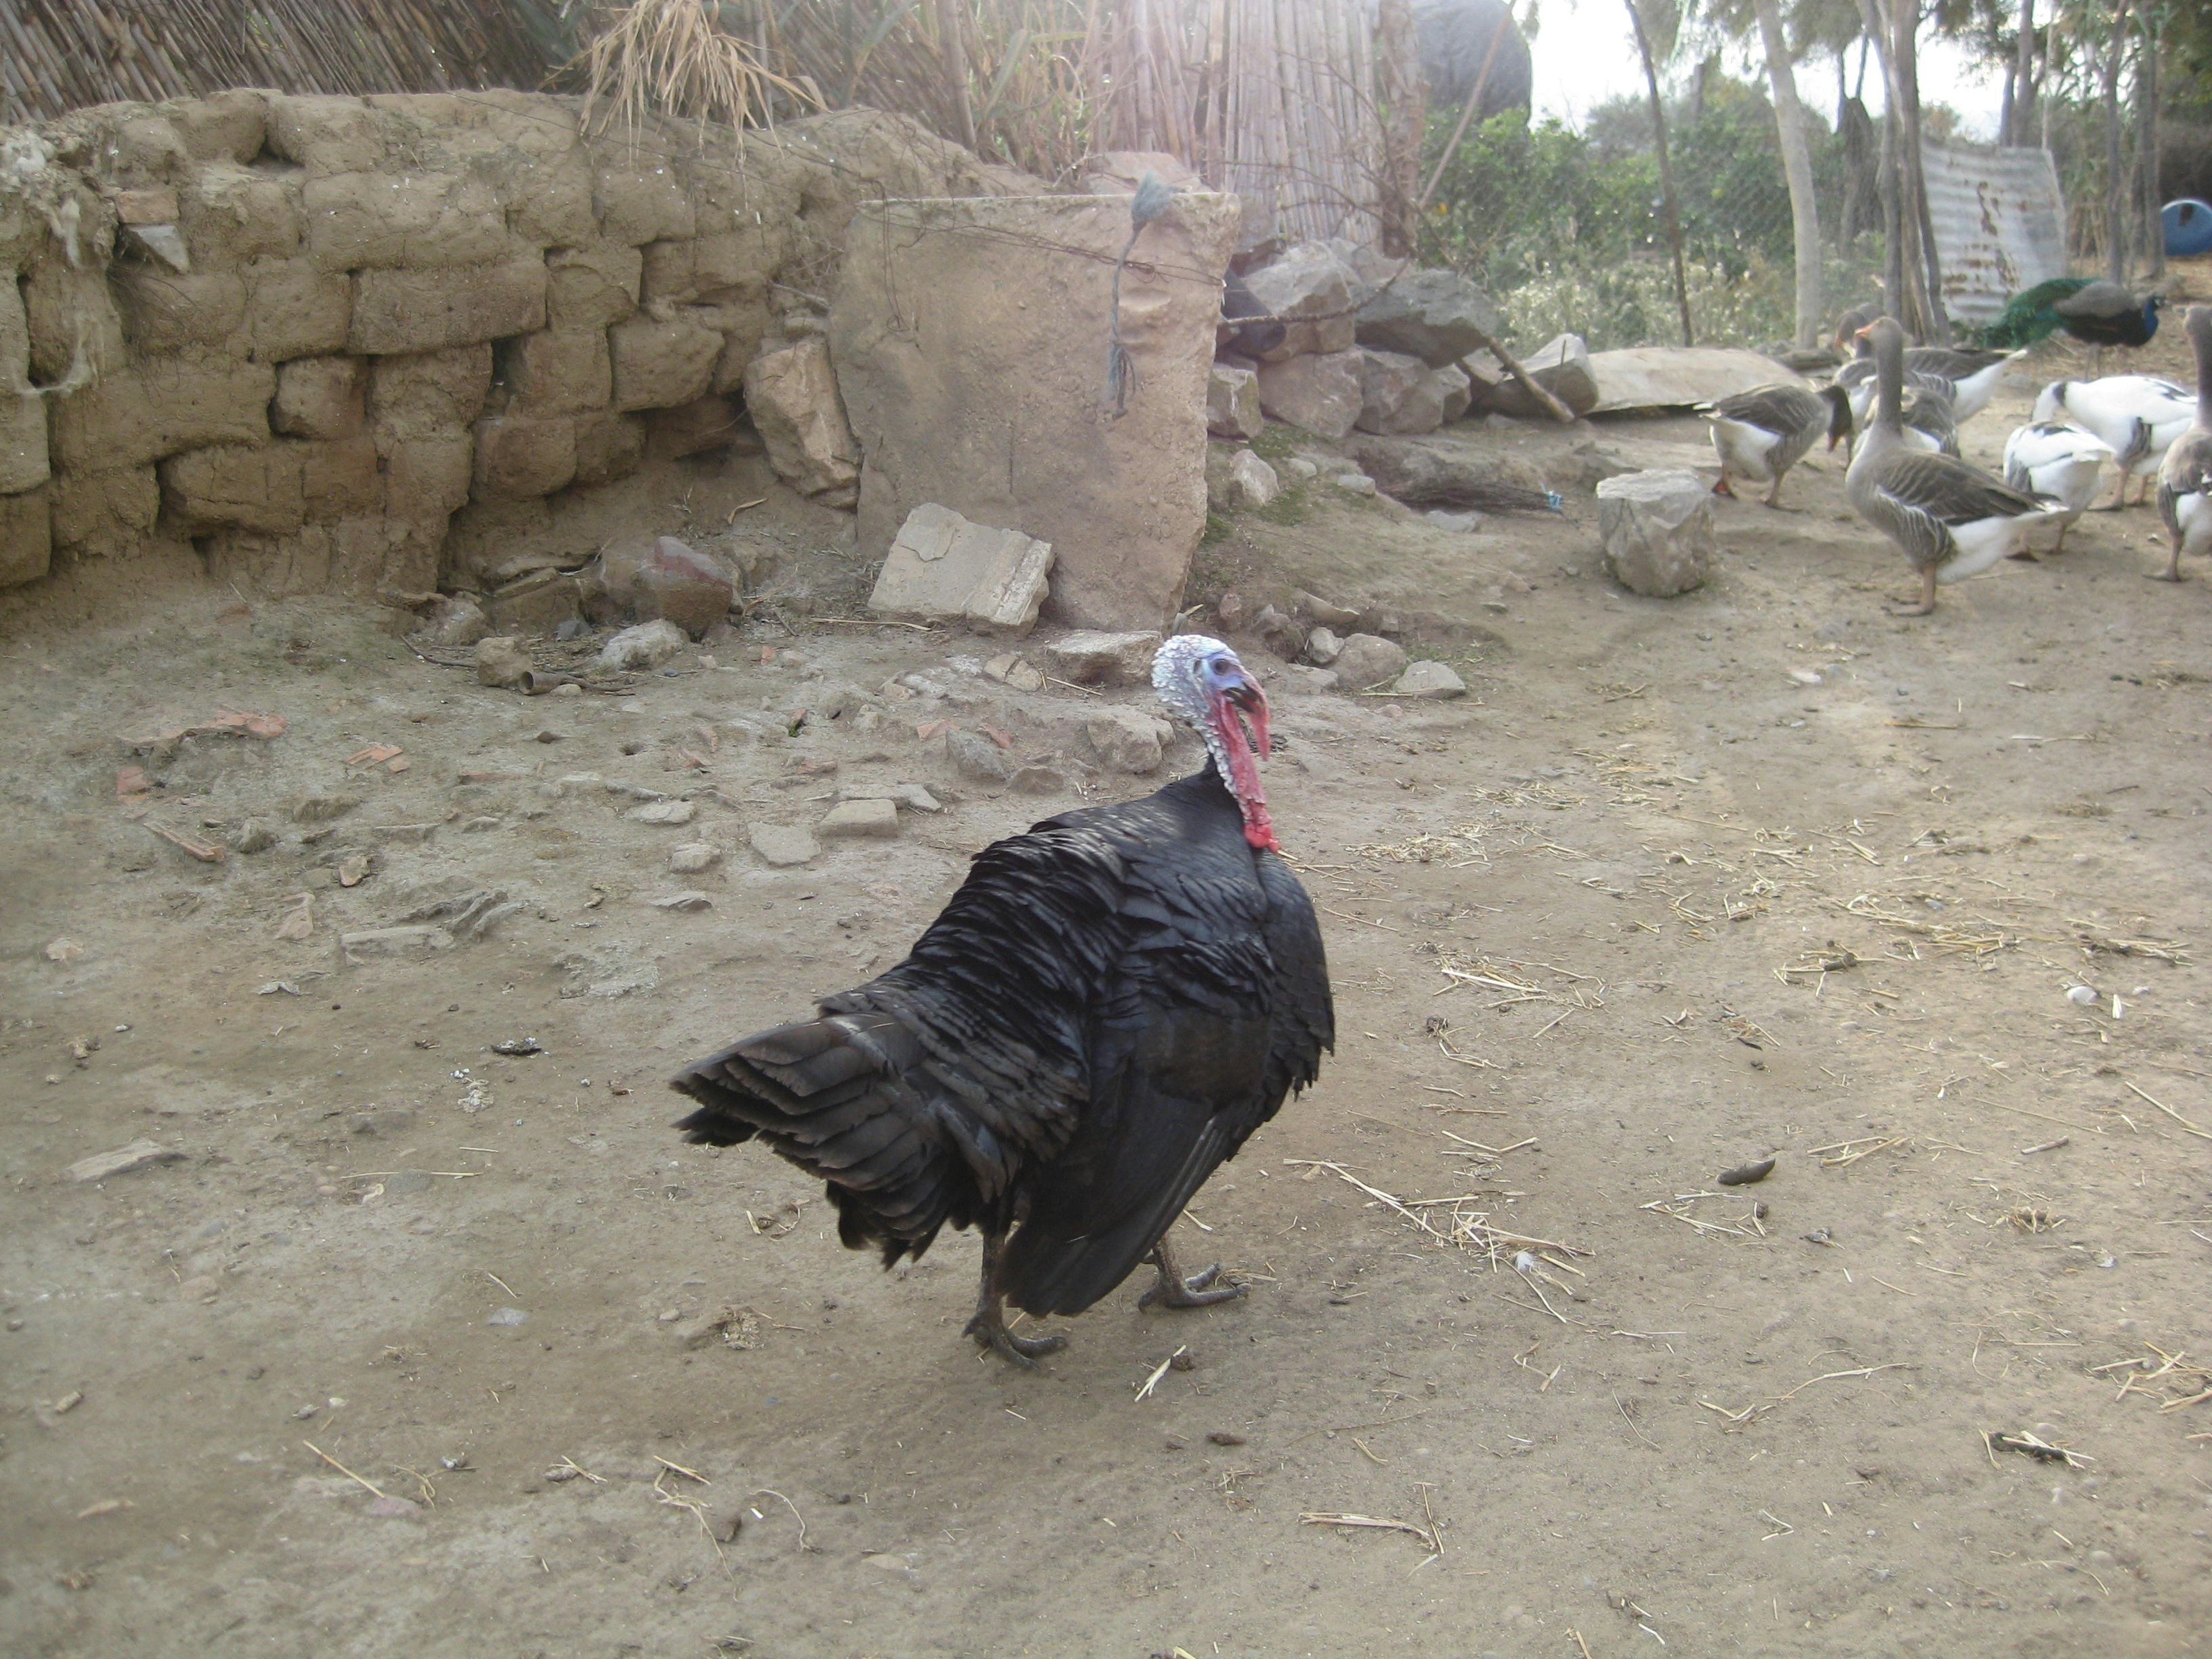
[1899,382,1960,457]
[2031,376,2196,507]
[1847,318,2058,616]
[2153,305,2212,582]
[1701,382,1851,506]
[1835,346,2018,429]
[2002,421,2118,553]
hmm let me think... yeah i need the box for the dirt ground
[4,323,2211,1659]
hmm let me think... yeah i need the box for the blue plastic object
[2165,198,2212,258]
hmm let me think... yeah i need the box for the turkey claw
[1141,1263,1246,1310]
[965,1311,1065,1368]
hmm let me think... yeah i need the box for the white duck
[2002,421,2116,552]
[2154,305,2212,582]
[2031,376,2196,507]
[1702,382,1852,507]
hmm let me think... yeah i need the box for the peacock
[1975,278,2165,372]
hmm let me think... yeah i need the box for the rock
[339,926,454,965]
[1086,707,1166,774]
[1343,433,1551,510]
[66,1139,183,1183]
[1394,660,1468,699]
[414,594,488,648]
[651,892,714,911]
[1437,363,1474,423]
[833,192,1236,634]
[1251,603,1305,660]
[486,1306,528,1327]
[1046,630,1160,687]
[485,570,582,638]
[1426,509,1487,532]
[629,798,696,825]
[474,635,531,688]
[229,819,278,853]
[1278,663,1341,694]
[1585,346,1800,414]
[982,653,1045,692]
[1303,626,1344,665]
[1284,456,1319,480]
[1255,350,1362,442]
[749,824,819,867]
[948,728,1017,782]
[820,798,900,838]
[1484,332,1599,418]
[632,536,734,638]
[1009,764,1066,795]
[742,338,860,499]
[1331,633,1408,690]
[1207,364,1264,441]
[599,618,689,671]
[668,842,721,874]
[1292,589,1361,629]
[868,503,1053,635]
[291,789,364,823]
[1332,472,1377,495]
[1354,269,1501,366]
[1354,349,1427,434]
[1595,468,1716,598]
[1225,449,1279,509]
[1240,242,1359,361]
[891,783,942,813]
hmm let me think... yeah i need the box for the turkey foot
[968,1232,1065,1366]
[1139,1238,1245,1310]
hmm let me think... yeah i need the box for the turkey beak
[1222,673,1270,763]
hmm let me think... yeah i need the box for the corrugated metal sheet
[1922,141,2068,325]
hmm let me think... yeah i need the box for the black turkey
[671,636,1334,1365]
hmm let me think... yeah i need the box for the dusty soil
[4,328,2211,1659]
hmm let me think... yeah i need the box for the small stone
[474,635,532,688]
[2066,984,2098,1006]
[1045,630,1160,687]
[891,783,943,813]
[339,926,454,965]
[291,790,363,824]
[1206,363,1264,441]
[1285,457,1319,480]
[43,937,85,962]
[1331,472,1377,495]
[1331,633,1408,690]
[414,595,490,649]
[820,798,900,838]
[1225,449,1280,510]
[486,1306,528,1327]
[1086,707,1166,775]
[555,772,604,794]
[749,825,819,867]
[1251,603,1305,660]
[668,842,721,873]
[1291,589,1361,628]
[631,536,734,639]
[948,728,1017,783]
[1425,509,1487,533]
[652,892,714,911]
[1393,661,1468,699]
[1788,669,1823,687]
[1278,664,1341,694]
[1009,764,1066,796]
[628,799,696,825]
[364,1495,422,1519]
[66,1139,183,1183]
[599,618,691,671]
[1302,626,1343,666]
[370,823,437,843]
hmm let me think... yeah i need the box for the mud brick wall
[0,92,1038,601]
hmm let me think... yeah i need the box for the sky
[1524,0,2010,140]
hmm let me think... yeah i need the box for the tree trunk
[936,0,977,153]
[2005,0,2036,146]
[1753,0,1822,349]
[1894,10,1947,342]
[2138,12,2162,279]
[2103,0,2128,283]
[1624,0,1694,347]
[1856,6,1905,330]
[1375,0,1426,258]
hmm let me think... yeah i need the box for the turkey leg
[964,1232,1066,1367]
[1139,1234,1246,1310]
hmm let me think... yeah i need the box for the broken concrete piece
[1484,332,1599,419]
[340,925,454,964]
[599,618,689,671]
[474,635,530,688]
[1207,364,1264,441]
[1354,269,1501,366]
[1224,449,1279,510]
[67,1139,183,1183]
[742,338,859,499]
[1255,350,1362,442]
[1046,630,1160,686]
[819,798,900,838]
[868,503,1052,635]
[1331,633,1408,690]
[749,824,819,866]
[1595,468,1716,597]
[1393,661,1467,699]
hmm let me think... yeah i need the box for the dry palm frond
[578,0,819,139]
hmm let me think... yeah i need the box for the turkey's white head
[1154,634,1275,851]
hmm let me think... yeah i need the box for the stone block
[1354,269,1500,367]
[204,517,418,601]
[641,233,775,302]
[303,171,516,270]
[115,187,179,226]
[180,164,304,264]
[502,329,611,415]
[609,316,722,413]
[274,355,364,439]
[0,392,46,494]
[1047,630,1161,685]
[264,95,385,177]
[1256,350,1363,442]
[593,156,696,246]
[24,251,128,385]
[742,339,857,498]
[749,824,818,867]
[51,465,160,554]
[382,433,475,520]
[1596,467,1715,597]
[474,415,577,499]
[297,435,381,519]
[0,486,51,586]
[238,260,352,361]
[51,355,274,470]
[819,798,900,839]
[546,244,642,331]
[160,444,306,535]
[348,259,546,355]
[647,396,749,461]
[572,411,646,487]
[1484,332,1599,419]
[834,192,1237,633]
[1332,633,1408,690]
[1241,243,1358,361]
[112,267,247,355]
[166,90,270,165]
[370,345,493,437]
[868,502,1053,635]
[1207,363,1264,441]
[0,274,28,387]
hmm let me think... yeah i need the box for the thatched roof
[0,0,556,127]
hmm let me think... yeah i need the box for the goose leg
[2152,532,2186,583]
[1711,470,1736,498]
[1888,566,1938,617]
[965,1232,1066,1366]
[1763,472,1788,509]
[2054,520,2070,554]
[1139,1235,1245,1311]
